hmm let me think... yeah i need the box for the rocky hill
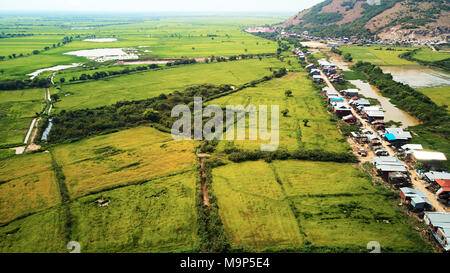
[280,0,449,41]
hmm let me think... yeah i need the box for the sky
[1,0,323,13]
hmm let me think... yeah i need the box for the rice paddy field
[412,48,450,62]
[340,46,418,66]
[55,58,290,111]
[0,16,281,80]
[0,152,60,224]
[212,160,432,252]
[209,72,349,152]
[52,126,196,198]
[0,88,46,145]
[417,86,450,110]
[0,14,438,254]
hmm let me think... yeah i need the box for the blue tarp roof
[384,133,396,141]
[330,98,344,102]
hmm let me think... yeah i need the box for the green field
[52,126,196,198]
[0,152,60,224]
[209,72,349,152]
[0,170,198,253]
[417,86,450,109]
[0,17,280,80]
[55,58,288,111]
[0,88,45,145]
[212,160,432,252]
[340,46,418,66]
[412,48,450,62]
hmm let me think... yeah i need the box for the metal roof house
[399,187,431,210]
[312,75,324,83]
[373,156,408,182]
[424,171,450,182]
[383,128,412,146]
[409,151,447,171]
[342,89,359,97]
[423,212,450,251]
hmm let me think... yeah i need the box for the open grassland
[0,152,60,224]
[417,86,450,110]
[210,72,349,152]
[0,170,198,253]
[412,48,450,62]
[0,34,65,58]
[69,171,198,252]
[0,17,280,80]
[0,206,69,253]
[55,58,287,111]
[0,88,45,145]
[340,46,418,66]
[52,126,196,198]
[212,160,432,252]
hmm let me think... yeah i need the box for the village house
[310,69,321,76]
[331,102,352,118]
[341,89,359,97]
[435,179,450,205]
[383,128,412,147]
[305,64,316,71]
[423,212,450,251]
[399,187,432,211]
[312,75,324,83]
[408,151,447,170]
[373,156,409,183]
[342,114,358,125]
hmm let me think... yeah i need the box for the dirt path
[313,56,448,212]
[197,153,211,207]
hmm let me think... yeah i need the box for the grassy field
[0,152,60,224]
[412,48,450,62]
[0,206,69,253]
[0,16,281,80]
[212,160,433,252]
[417,86,450,110]
[209,72,349,152]
[340,46,418,66]
[69,171,198,252]
[55,58,288,111]
[0,171,198,253]
[0,88,46,145]
[52,126,196,198]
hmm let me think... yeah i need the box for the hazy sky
[1,0,323,12]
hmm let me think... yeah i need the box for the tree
[281,109,289,117]
[32,50,39,55]
[303,119,310,127]
[285,90,292,97]
[60,78,65,84]
[51,94,60,102]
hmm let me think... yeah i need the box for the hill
[279,0,450,40]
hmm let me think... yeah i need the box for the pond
[27,63,82,79]
[381,66,450,88]
[349,80,420,128]
[64,48,139,62]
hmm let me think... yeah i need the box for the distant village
[245,27,449,47]
[291,47,450,252]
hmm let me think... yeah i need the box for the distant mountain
[279,0,450,40]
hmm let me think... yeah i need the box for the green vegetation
[210,72,349,153]
[0,88,45,145]
[55,58,287,111]
[400,48,450,72]
[0,152,60,224]
[340,46,417,66]
[418,86,450,110]
[212,160,432,252]
[52,126,195,198]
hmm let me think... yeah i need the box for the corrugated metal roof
[413,151,447,161]
[424,212,450,227]
[424,171,450,181]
